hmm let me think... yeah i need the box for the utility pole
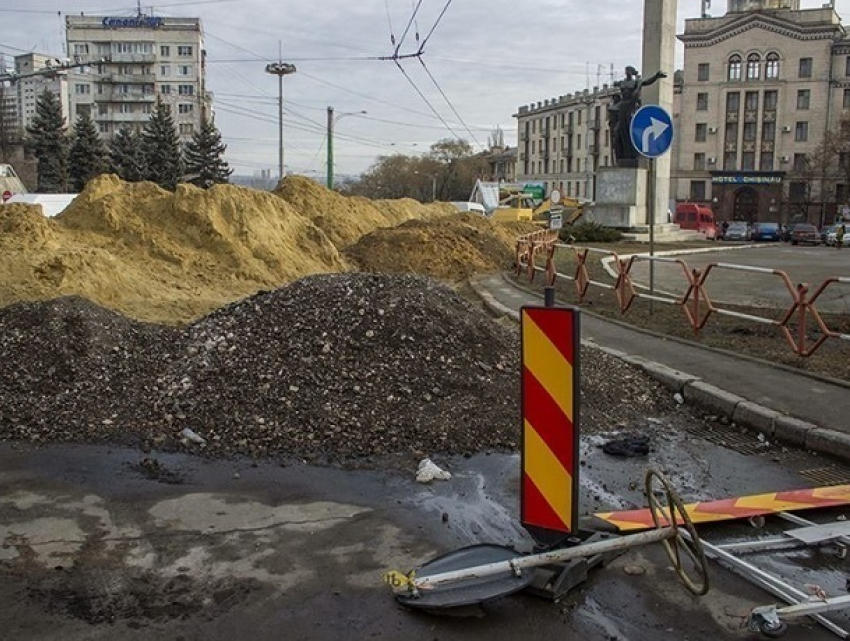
[327,106,334,189]
[264,56,296,182]
[326,107,366,190]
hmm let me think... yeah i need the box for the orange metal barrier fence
[514,234,850,358]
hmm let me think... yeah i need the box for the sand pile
[0,175,523,324]
[345,213,526,280]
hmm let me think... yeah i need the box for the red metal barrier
[512,233,850,358]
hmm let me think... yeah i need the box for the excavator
[530,196,586,229]
[469,181,587,228]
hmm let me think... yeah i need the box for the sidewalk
[470,271,850,461]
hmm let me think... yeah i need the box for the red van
[674,203,717,240]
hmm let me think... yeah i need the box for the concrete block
[732,401,779,438]
[805,429,850,462]
[773,415,816,448]
[682,380,745,417]
[639,361,700,393]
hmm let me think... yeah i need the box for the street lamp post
[327,107,366,190]
[264,61,296,181]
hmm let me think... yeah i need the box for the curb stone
[637,361,700,393]
[774,415,816,448]
[683,380,745,417]
[732,401,780,439]
[805,429,850,461]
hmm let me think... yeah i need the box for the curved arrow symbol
[641,117,670,154]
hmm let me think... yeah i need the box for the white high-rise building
[14,54,71,134]
[65,12,208,140]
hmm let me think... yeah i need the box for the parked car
[723,221,751,241]
[826,224,849,247]
[750,221,781,241]
[820,224,837,244]
[788,222,821,245]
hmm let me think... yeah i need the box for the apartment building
[12,54,70,135]
[674,0,848,223]
[65,13,208,140]
[515,87,616,201]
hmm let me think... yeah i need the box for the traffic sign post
[2,190,11,203]
[629,105,674,313]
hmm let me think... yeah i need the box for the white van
[451,201,486,216]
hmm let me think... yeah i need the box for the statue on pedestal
[608,66,667,167]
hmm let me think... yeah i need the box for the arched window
[728,54,742,81]
[765,52,780,79]
[746,53,761,81]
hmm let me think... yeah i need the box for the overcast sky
[2,1,849,179]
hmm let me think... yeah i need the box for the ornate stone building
[673,0,847,224]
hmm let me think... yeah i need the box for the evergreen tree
[184,116,232,188]
[68,110,107,192]
[108,126,147,182]
[140,98,183,190]
[25,89,69,193]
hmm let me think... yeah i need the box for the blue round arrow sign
[629,105,674,159]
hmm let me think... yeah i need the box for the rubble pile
[0,273,682,464]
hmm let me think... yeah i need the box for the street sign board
[2,190,11,202]
[629,104,674,159]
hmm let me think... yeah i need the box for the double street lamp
[326,106,366,189]
[264,61,297,181]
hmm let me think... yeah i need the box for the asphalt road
[625,243,850,313]
[2,420,849,641]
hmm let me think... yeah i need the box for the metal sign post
[630,104,674,314]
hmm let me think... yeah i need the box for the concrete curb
[470,274,850,464]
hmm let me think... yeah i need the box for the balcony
[108,53,155,64]
[95,90,156,102]
[109,73,156,84]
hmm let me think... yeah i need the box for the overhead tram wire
[417,57,483,150]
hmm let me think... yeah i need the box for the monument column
[642,0,677,224]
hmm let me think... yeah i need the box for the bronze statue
[608,66,667,166]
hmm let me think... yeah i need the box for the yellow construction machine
[531,196,586,228]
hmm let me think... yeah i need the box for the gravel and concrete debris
[0,272,691,467]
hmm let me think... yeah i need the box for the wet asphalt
[2,421,848,640]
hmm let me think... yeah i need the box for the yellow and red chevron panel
[595,484,850,533]
[520,306,580,539]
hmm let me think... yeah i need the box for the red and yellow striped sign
[595,484,850,533]
[520,306,580,540]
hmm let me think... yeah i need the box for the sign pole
[648,158,655,315]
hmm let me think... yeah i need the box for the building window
[742,152,756,171]
[74,84,90,95]
[161,45,170,57]
[73,43,89,55]
[726,91,740,112]
[690,181,707,201]
[724,152,737,171]
[178,103,194,114]
[728,54,742,81]
[531,141,536,154]
[795,121,808,142]
[799,57,812,78]
[177,45,193,57]
[178,84,194,95]
[179,123,194,135]
[764,90,778,110]
[797,89,810,110]
[695,123,707,142]
[743,122,757,141]
[698,63,710,81]
[119,103,133,114]
[696,92,708,111]
[98,104,108,116]
[746,53,761,81]
[160,84,172,94]
[577,111,582,126]
[793,153,808,171]
[745,91,758,111]
[177,65,192,76]
[846,56,850,77]
[725,122,738,143]
[694,153,706,171]
[760,152,774,171]
[765,52,780,79]
[762,121,775,141]
[160,65,170,76]
[142,104,152,114]
[98,122,110,134]
[789,181,808,202]
[844,89,850,109]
